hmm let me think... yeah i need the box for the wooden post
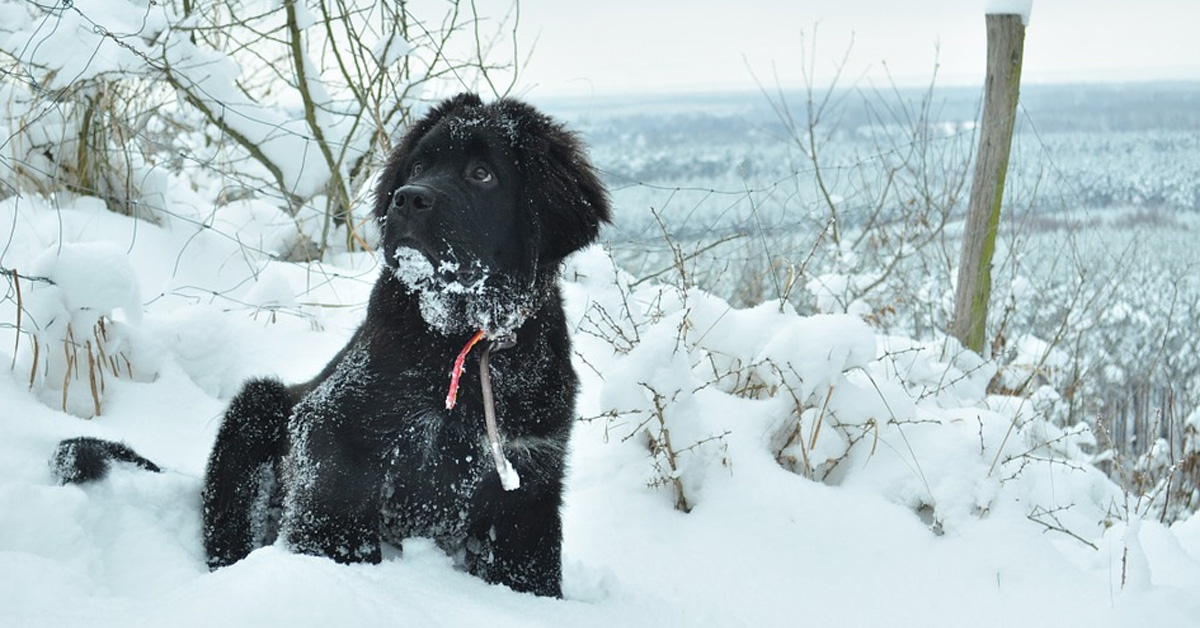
[951,13,1026,354]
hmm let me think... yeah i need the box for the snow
[372,33,414,67]
[29,241,144,327]
[491,441,521,492]
[389,245,533,337]
[984,0,1033,25]
[2,193,1199,627]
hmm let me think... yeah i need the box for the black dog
[51,93,610,597]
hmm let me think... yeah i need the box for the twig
[86,340,101,417]
[1027,505,1099,550]
[10,268,21,370]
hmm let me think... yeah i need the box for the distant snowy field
[2,187,1200,627]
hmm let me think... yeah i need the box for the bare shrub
[1,0,524,254]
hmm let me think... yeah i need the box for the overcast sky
[509,0,1200,98]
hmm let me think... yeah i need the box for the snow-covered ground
[1,195,1199,628]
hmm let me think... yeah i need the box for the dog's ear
[499,100,612,263]
[374,93,485,221]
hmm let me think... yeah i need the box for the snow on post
[984,0,1033,24]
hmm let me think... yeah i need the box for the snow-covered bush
[15,240,157,417]
[0,0,524,255]
[1100,405,1200,525]
[568,244,1125,542]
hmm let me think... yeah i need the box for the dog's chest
[374,349,508,537]
[378,405,492,545]
[301,330,554,547]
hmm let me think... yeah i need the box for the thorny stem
[640,383,691,513]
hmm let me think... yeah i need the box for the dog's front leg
[203,378,291,569]
[279,415,385,564]
[466,473,566,597]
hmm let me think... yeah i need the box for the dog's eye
[410,162,424,177]
[470,164,494,184]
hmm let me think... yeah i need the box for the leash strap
[445,330,486,410]
[444,330,521,491]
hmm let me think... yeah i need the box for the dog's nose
[389,185,436,216]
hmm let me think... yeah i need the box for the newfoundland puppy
[52,93,610,598]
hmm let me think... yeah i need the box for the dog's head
[374,93,611,336]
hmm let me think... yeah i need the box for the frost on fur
[49,436,162,484]
[391,246,534,337]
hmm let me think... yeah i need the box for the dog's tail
[50,436,162,484]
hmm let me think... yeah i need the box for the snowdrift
[1,196,1199,627]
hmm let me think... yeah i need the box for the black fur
[52,94,610,598]
[50,437,162,483]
